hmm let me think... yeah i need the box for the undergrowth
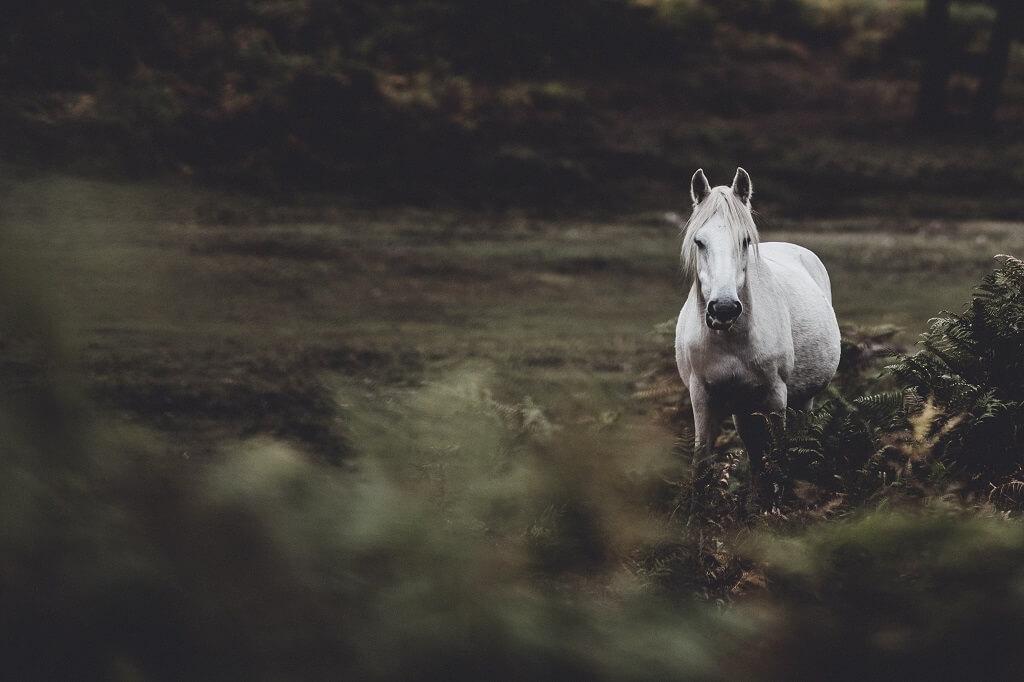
[635,255,1024,598]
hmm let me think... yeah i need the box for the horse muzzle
[706,299,742,330]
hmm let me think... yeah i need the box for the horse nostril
[709,299,742,321]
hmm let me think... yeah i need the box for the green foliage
[746,256,1024,513]
[749,511,1024,680]
[889,255,1024,492]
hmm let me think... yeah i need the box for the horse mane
[680,186,760,280]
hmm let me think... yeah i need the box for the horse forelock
[680,187,759,280]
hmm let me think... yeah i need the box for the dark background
[4,0,1024,214]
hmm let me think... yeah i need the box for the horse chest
[692,345,778,407]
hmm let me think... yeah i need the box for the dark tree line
[917,0,1024,128]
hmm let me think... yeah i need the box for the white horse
[674,167,840,487]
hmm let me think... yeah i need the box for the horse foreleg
[734,413,768,480]
[687,380,723,521]
[735,383,787,510]
[689,380,722,468]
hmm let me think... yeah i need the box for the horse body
[674,168,840,481]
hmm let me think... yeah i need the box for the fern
[754,256,1024,510]
[886,255,1024,498]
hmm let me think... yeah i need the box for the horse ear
[690,169,711,206]
[731,167,753,204]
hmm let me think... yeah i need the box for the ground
[4,174,1022,466]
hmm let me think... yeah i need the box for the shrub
[759,256,1024,513]
[889,254,1024,500]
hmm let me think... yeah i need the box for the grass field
[4,174,1023,463]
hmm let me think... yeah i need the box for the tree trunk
[915,0,952,128]
[973,0,1023,128]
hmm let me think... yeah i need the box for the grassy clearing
[4,175,1023,457]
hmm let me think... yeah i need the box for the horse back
[758,242,833,303]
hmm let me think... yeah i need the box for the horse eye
[694,239,704,249]
[742,238,750,248]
